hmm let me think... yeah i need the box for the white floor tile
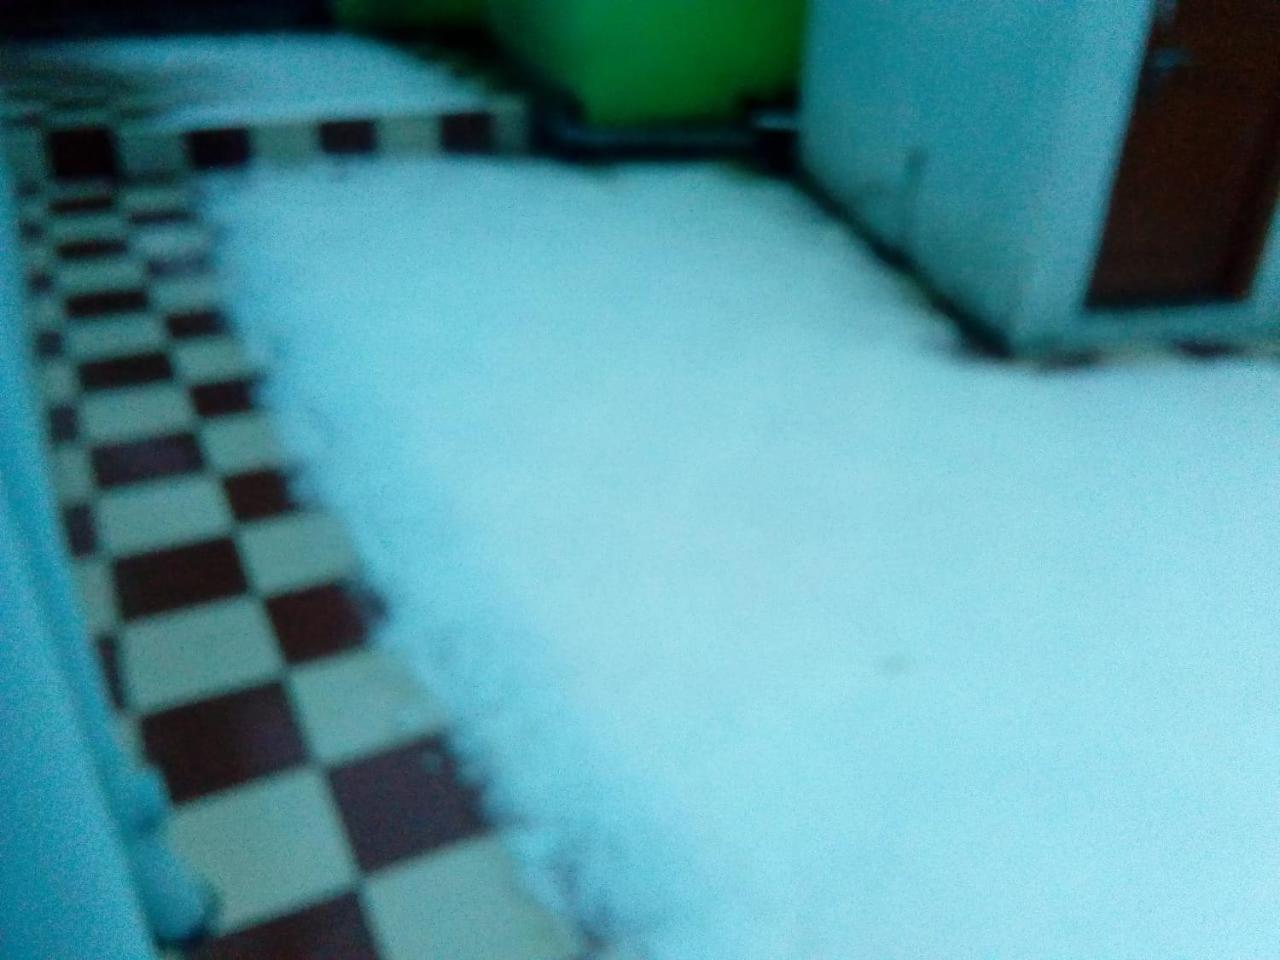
[46,211,127,244]
[74,557,118,635]
[40,360,77,404]
[169,769,356,934]
[2,127,42,183]
[132,223,210,262]
[96,474,232,555]
[47,105,111,127]
[378,114,440,154]
[289,648,448,764]
[237,512,357,595]
[52,445,94,503]
[57,256,147,296]
[121,182,191,215]
[364,836,583,960]
[492,97,531,153]
[149,275,221,313]
[115,716,144,764]
[26,296,63,334]
[46,179,114,201]
[80,383,194,443]
[117,125,186,179]
[23,241,52,275]
[19,196,47,222]
[252,122,317,164]
[121,597,282,711]
[200,414,286,474]
[66,314,166,361]
[173,337,257,384]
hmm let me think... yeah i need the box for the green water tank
[487,0,808,127]
[333,0,485,29]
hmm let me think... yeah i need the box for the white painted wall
[801,0,1280,352]
[0,130,157,960]
[0,485,158,960]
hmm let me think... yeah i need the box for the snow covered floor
[202,157,1280,960]
[13,35,486,126]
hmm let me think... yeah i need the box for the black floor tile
[223,470,296,522]
[79,352,174,391]
[186,128,251,170]
[142,683,307,803]
[58,238,129,260]
[91,433,205,488]
[191,379,255,418]
[113,537,249,620]
[48,404,79,444]
[66,288,150,319]
[190,894,379,960]
[328,736,487,872]
[46,126,118,180]
[166,309,226,339]
[319,119,377,156]
[63,503,97,556]
[50,193,115,215]
[266,582,369,663]
[441,111,495,153]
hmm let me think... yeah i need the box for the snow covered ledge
[5,35,529,182]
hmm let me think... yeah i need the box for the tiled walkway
[6,61,610,960]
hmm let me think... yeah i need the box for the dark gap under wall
[0,0,331,38]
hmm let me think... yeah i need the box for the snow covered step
[111,101,529,178]
[14,99,529,182]
[4,34,532,183]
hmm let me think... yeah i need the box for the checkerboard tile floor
[6,70,626,960]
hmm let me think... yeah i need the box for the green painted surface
[488,0,807,126]
[332,0,485,28]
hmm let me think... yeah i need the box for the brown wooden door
[1088,0,1280,307]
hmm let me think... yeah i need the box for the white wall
[1019,0,1280,348]
[0,485,159,960]
[801,0,1280,352]
[0,129,158,960]
[801,0,1097,325]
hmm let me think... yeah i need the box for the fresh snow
[15,35,486,127]
[202,156,1280,960]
